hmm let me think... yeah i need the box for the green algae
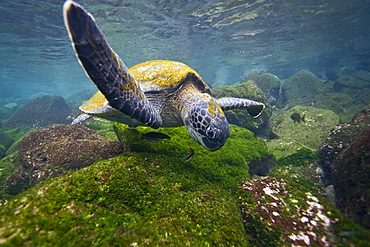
[113,123,268,191]
[276,147,317,167]
[240,167,370,246]
[269,166,370,246]
[272,105,339,149]
[0,127,29,158]
[266,138,312,160]
[280,70,368,122]
[0,155,19,202]
[0,124,267,246]
[79,118,118,140]
[1,122,369,245]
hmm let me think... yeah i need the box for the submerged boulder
[0,124,367,246]
[3,95,71,129]
[244,71,282,107]
[280,70,367,122]
[318,105,370,187]
[0,124,268,246]
[331,127,370,229]
[0,127,29,159]
[212,80,272,138]
[4,124,123,195]
[273,105,339,149]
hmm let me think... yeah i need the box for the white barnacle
[300,216,309,223]
[272,212,280,217]
[263,187,275,195]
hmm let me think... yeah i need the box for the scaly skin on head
[176,82,230,151]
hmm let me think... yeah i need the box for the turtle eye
[206,126,219,140]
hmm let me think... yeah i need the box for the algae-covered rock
[244,71,282,107]
[113,123,268,191]
[267,138,318,168]
[318,105,370,187]
[0,124,267,246]
[212,80,272,138]
[273,105,339,149]
[0,123,368,245]
[331,127,370,229]
[0,127,29,159]
[281,70,329,106]
[3,95,71,129]
[280,70,366,122]
[248,154,276,176]
[266,138,312,160]
[0,102,18,122]
[240,170,370,246]
[4,124,122,196]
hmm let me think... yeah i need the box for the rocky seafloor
[0,67,370,246]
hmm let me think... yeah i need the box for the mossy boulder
[0,123,369,245]
[331,127,370,229]
[0,102,18,122]
[281,70,329,107]
[3,124,123,196]
[113,123,268,191]
[240,167,370,246]
[266,137,318,168]
[0,127,29,159]
[273,105,339,149]
[3,95,71,129]
[212,80,272,138]
[333,74,370,104]
[244,71,282,107]
[0,124,267,246]
[279,70,370,122]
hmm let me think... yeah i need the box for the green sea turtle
[63,0,265,151]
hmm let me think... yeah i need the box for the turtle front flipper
[63,0,162,128]
[215,97,265,118]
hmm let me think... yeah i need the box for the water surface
[1,0,369,103]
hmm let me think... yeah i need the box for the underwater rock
[331,127,370,229]
[4,124,123,195]
[354,70,370,83]
[113,123,268,191]
[0,127,29,159]
[248,154,276,176]
[332,76,370,108]
[318,105,370,187]
[3,95,71,129]
[0,123,368,245]
[266,138,311,160]
[280,70,367,122]
[273,105,339,149]
[212,80,271,138]
[0,124,268,246]
[240,177,334,246]
[1,122,367,246]
[281,70,328,107]
[0,102,18,122]
[244,71,282,107]
[0,133,13,159]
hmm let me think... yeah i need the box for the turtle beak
[201,122,230,151]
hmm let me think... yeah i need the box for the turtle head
[183,98,230,151]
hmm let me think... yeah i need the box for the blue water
[1,0,369,108]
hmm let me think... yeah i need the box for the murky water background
[1,0,369,103]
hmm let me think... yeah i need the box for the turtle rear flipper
[215,97,265,118]
[63,0,162,128]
